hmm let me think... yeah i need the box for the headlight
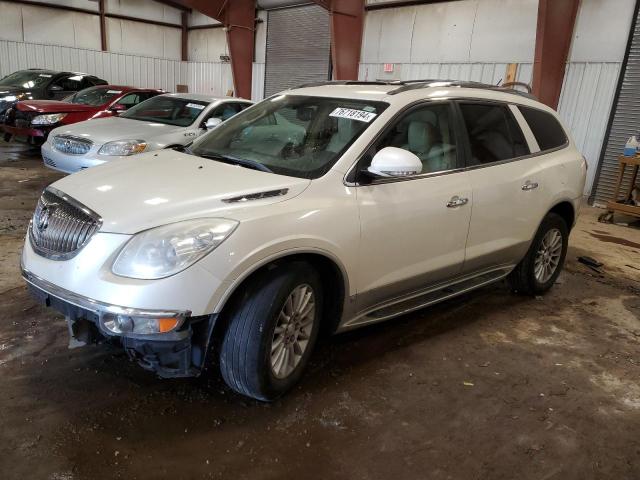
[112,218,238,279]
[3,93,26,102]
[31,113,67,125]
[98,139,147,156]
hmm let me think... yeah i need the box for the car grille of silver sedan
[29,188,102,260]
[52,135,93,155]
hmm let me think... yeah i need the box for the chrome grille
[52,135,93,155]
[29,187,102,260]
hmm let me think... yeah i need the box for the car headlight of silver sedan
[31,113,67,125]
[98,139,147,156]
[112,219,239,279]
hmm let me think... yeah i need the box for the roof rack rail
[387,80,537,99]
[293,80,394,89]
[291,79,537,100]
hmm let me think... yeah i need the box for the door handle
[447,196,469,208]
[522,181,539,191]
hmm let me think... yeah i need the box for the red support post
[169,0,255,99]
[531,0,580,109]
[313,0,365,81]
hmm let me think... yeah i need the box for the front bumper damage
[22,267,217,378]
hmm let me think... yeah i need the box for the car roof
[159,92,248,103]
[284,80,553,112]
[91,85,164,92]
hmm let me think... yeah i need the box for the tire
[507,212,569,295]
[218,262,322,401]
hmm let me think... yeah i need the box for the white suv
[22,81,586,401]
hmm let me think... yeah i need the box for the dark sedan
[0,69,107,118]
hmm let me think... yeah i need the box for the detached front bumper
[2,124,50,145]
[23,267,217,378]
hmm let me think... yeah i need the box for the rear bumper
[23,266,216,378]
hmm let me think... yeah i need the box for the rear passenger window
[518,106,567,151]
[459,103,530,165]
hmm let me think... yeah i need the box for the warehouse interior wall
[0,0,236,97]
[359,0,636,195]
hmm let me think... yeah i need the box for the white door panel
[464,158,546,272]
[356,171,473,307]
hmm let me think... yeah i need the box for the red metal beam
[170,0,255,99]
[313,0,365,81]
[531,0,580,109]
[99,0,107,51]
[181,10,188,61]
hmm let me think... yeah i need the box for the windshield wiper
[197,152,273,173]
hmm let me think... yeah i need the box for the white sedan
[41,93,252,174]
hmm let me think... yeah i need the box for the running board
[341,268,511,331]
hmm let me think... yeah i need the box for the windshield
[0,71,53,89]
[68,86,123,106]
[121,96,208,126]
[190,95,388,179]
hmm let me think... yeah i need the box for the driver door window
[367,102,460,176]
[116,93,141,109]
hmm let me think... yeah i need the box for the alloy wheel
[270,284,316,379]
[534,228,563,284]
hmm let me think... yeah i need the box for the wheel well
[217,253,346,335]
[549,201,575,230]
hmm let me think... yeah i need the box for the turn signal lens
[101,313,182,335]
[158,318,179,333]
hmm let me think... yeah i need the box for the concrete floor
[0,143,639,480]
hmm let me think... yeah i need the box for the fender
[208,243,352,316]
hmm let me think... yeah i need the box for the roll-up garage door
[592,4,640,204]
[264,4,330,98]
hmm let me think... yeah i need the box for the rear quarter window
[518,106,568,151]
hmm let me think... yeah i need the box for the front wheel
[508,212,569,295]
[218,262,322,401]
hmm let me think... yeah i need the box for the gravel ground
[0,143,639,480]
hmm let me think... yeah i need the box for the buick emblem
[37,206,52,232]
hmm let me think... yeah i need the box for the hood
[51,117,182,145]
[51,149,311,234]
[17,100,99,114]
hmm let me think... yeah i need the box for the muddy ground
[0,143,639,480]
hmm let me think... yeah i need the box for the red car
[2,85,164,145]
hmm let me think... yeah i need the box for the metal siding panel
[252,62,265,101]
[592,5,640,203]
[0,39,233,96]
[264,5,330,97]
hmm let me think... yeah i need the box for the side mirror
[110,103,127,112]
[367,147,422,178]
[205,117,223,130]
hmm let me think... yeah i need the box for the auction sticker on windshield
[330,107,377,123]
[186,103,205,110]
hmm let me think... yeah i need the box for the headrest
[408,121,435,153]
[411,110,437,126]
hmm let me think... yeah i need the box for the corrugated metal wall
[264,4,330,97]
[591,5,640,205]
[0,39,233,96]
[557,62,622,195]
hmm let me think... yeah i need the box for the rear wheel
[508,212,568,295]
[218,262,322,401]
